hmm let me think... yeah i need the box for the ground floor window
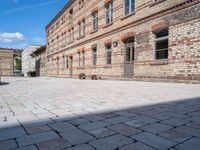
[92,47,97,66]
[154,28,169,60]
[105,44,112,64]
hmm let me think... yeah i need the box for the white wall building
[22,44,41,77]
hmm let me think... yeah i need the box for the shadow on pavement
[0,82,9,86]
[0,97,200,150]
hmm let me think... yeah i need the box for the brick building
[45,0,200,81]
[0,48,21,76]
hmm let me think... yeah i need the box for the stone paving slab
[1,77,200,150]
[131,132,177,150]
[175,138,200,150]
[0,139,17,150]
[119,142,155,150]
[87,128,116,138]
[108,123,141,136]
[89,134,133,150]
[65,144,95,150]
[17,131,59,146]
[37,138,71,150]
[12,145,38,150]
[60,129,95,145]
[0,126,27,141]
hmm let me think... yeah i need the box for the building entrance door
[124,38,135,78]
[69,56,73,78]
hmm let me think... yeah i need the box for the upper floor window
[106,1,113,25]
[124,0,135,16]
[69,9,73,22]
[92,11,98,31]
[105,44,112,64]
[154,28,169,60]
[79,0,84,9]
[78,20,85,38]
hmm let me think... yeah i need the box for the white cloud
[0,32,25,44]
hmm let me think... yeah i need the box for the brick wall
[45,0,200,81]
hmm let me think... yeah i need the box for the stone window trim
[121,32,136,42]
[151,21,170,32]
[121,11,135,20]
[104,39,112,46]
[91,7,98,14]
[104,0,112,6]
[150,59,168,66]
[91,44,97,49]
[150,0,166,7]
[103,22,113,29]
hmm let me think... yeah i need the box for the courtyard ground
[0,77,200,150]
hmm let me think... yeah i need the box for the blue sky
[0,0,68,49]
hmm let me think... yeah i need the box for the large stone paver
[175,138,200,150]
[0,139,17,150]
[132,132,177,150]
[89,134,133,150]
[1,77,200,150]
[0,126,27,141]
[60,129,95,145]
[37,138,71,150]
[17,131,59,146]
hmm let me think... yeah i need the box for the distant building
[33,46,46,76]
[0,48,22,76]
[22,44,41,77]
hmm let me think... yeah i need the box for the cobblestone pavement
[0,77,200,150]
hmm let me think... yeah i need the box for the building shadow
[0,97,200,149]
[0,82,9,86]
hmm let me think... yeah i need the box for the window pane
[132,47,135,61]
[155,29,168,38]
[93,48,97,66]
[126,48,131,62]
[156,50,168,60]
[131,0,135,12]
[107,51,112,64]
[156,39,168,50]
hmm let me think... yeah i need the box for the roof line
[46,0,74,30]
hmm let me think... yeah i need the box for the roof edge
[46,0,74,30]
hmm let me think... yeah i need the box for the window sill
[103,64,112,68]
[150,0,166,7]
[77,67,85,70]
[103,23,113,29]
[90,30,98,34]
[121,12,135,20]
[77,35,85,40]
[150,59,168,66]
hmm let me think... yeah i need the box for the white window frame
[153,29,169,60]
[106,1,113,25]
[124,0,135,16]
[92,11,98,31]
